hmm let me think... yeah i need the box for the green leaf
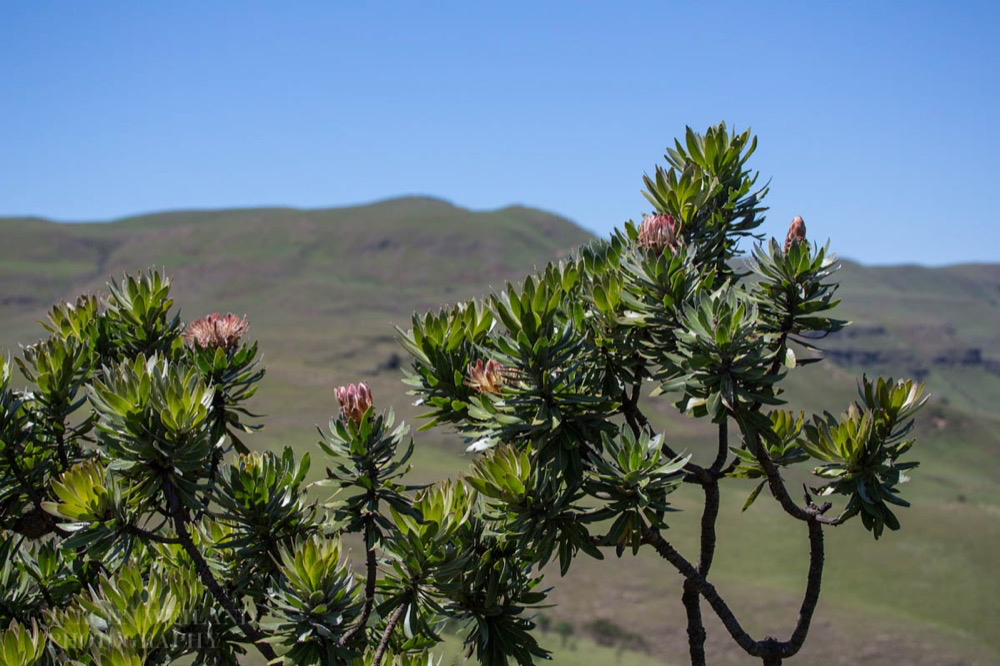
[741,480,767,512]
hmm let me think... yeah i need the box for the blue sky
[1,1,997,265]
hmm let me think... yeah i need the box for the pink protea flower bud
[464,359,507,395]
[335,382,373,423]
[638,214,680,254]
[184,313,249,349]
[784,215,807,252]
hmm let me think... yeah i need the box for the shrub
[0,124,926,665]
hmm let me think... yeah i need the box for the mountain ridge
[5,199,997,411]
[0,195,575,227]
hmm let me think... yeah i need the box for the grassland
[2,199,997,664]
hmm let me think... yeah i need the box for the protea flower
[638,214,680,254]
[784,215,807,252]
[464,359,507,395]
[335,382,373,423]
[184,313,249,349]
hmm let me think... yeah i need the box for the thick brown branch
[709,417,729,475]
[372,601,407,666]
[643,516,827,661]
[621,386,643,440]
[167,486,277,662]
[681,478,722,665]
[736,414,842,526]
[620,353,650,440]
[696,483,721,574]
[641,524,759,654]
[681,580,707,665]
[735,325,843,524]
[783,520,824,655]
[339,516,379,647]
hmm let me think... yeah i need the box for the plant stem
[785,521,824,653]
[340,515,378,647]
[682,579,707,665]
[682,476,721,665]
[166,483,277,662]
[124,523,182,544]
[3,444,66,539]
[681,418,728,664]
[739,423,841,525]
[372,602,407,666]
[617,356,712,484]
[53,416,69,471]
[644,515,826,662]
[710,417,729,475]
[642,524,758,653]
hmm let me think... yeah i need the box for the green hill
[1,200,997,665]
[824,260,1000,416]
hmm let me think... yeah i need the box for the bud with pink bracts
[638,214,680,254]
[335,382,373,424]
[184,312,249,350]
[464,359,508,395]
[784,215,807,252]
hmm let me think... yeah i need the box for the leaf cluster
[0,124,932,666]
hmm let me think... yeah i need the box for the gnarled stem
[681,418,729,665]
[681,479,722,665]
[642,517,826,662]
[741,424,841,526]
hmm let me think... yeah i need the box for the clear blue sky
[1,1,997,265]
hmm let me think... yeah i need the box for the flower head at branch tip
[184,313,249,349]
[784,215,807,252]
[465,359,507,395]
[335,382,373,423]
[638,214,680,254]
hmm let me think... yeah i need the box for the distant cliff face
[815,261,1000,414]
[826,326,999,373]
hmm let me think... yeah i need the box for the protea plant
[0,124,927,666]
[183,312,249,350]
[637,213,680,254]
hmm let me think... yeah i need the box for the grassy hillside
[1,200,997,665]
[823,260,1000,416]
